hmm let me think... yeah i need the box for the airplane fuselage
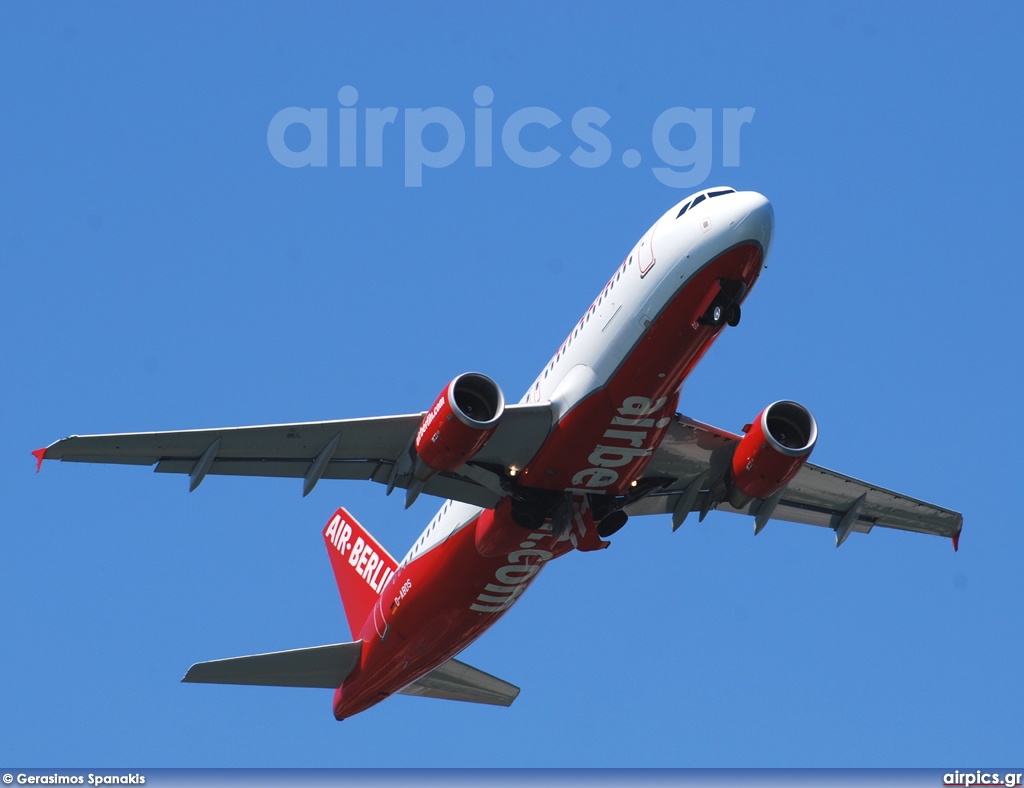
[334,188,774,719]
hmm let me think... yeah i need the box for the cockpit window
[678,189,735,218]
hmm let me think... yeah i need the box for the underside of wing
[397,657,520,707]
[39,403,554,509]
[626,413,963,546]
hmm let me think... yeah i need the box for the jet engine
[728,400,817,508]
[412,372,505,481]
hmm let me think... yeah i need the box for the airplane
[34,187,963,721]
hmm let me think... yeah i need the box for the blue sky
[2,1,1022,768]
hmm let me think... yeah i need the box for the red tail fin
[323,507,398,639]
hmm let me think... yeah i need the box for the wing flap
[398,657,520,707]
[181,641,362,689]
[153,457,380,481]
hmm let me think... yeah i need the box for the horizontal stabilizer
[398,657,520,707]
[182,641,362,689]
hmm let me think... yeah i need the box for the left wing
[37,403,554,509]
[626,413,963,548]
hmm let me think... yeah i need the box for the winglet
[952,532,960,552]
[32,447,47,473]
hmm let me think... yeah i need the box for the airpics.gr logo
[267,86,755,188]
[943,772,1023,787]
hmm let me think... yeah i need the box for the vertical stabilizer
[323,507,398,639]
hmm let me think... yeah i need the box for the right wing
[37,403,554,509]
[626,413,963,547]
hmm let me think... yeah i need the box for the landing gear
[510,502,544,530]
[699,279,746,328]
[597,510,629,538]
[510,488,561,530]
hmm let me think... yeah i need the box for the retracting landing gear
[589,493,629,537]
[699,279,746,328]
[510,480,668,538]
[597,510,628,538]
[510,488,562,530]
[510,499,547,530]
[588,478,670,539]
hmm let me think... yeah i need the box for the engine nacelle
[413,372,505,479]
[729,400,817,507]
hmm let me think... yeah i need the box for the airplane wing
[625,413,963,547]
[37,403,554,509]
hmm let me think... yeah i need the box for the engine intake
[413,372,505,478]
[729,400,817,507]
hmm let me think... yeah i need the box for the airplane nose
[736,191,774,256]
[744,191,773,228]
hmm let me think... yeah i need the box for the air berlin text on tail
[326,512,394,594]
